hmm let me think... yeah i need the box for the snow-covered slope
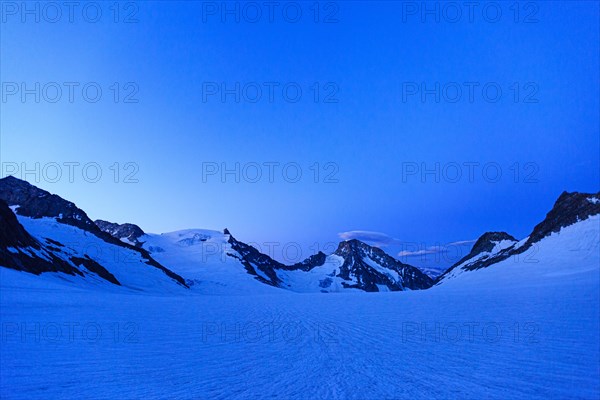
[0,177,188,292]
[141,229,283,295]
[437,191,600,286]
[436,214,599,289]
[13,215,189,293]
[436,232,518,282]
[0,176,431,294]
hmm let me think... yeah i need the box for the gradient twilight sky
[1,1,598,268]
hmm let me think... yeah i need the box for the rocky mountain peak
[436,190,600,284]
[470,232,517,256]
[95,220,145,246]
[434,231,518,279]
[334,239,371,257]
[0,176,96,232]
[329,238,433,291]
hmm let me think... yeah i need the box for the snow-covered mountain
[436,191,600,285]
[0,176,432,294]
[1,177,599,399]
[1,176,598,296]
[0,176,188,292]
[276,239,433,292]
[140,228,433,294]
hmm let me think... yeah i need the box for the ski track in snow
[1,218,599,399]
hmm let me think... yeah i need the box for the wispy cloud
[337,230,477,258]
[337,231,400,247]
[397,246,445,257]
[447,239,477,246]
[397,241,476,258]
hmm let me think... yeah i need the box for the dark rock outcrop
[525,191,600,246]
[0,199,99,279]
[286,251,328,272]
[466,232,517,258]
[70,256,120,285]
[225,230,283,287]
[0,199,37,249]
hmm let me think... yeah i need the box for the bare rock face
[526,191,600,245]
[225,230,284,287]
[0,176,98,232]
[467,232,517,256]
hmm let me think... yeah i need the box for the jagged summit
[180,229,432,292]
[334,239,371,255]
[95,219,145,246]
[459,231,517,265]
[329,238,433,291]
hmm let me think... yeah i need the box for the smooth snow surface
[1,217,599,399]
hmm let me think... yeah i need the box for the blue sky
[1,1,598,268]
